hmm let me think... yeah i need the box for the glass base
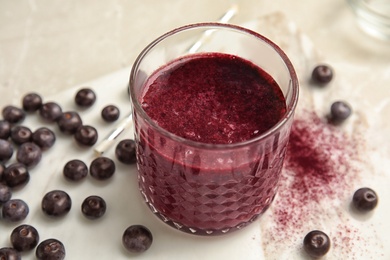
[143,192,275,236]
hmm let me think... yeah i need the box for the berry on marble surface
[90,157,115,180]
[122,225,153,253]
[75,88,96,108]
[2,105,25,124]
[303,230,331,258]
[101,105,120,122]
[330,101,352,123]
[115,139,136,164]
[22,92,43,112]
[63,159,88,182]
[74,125,98,146]
[41,190,72,217]
[32,127,56,150]
[352,187,378,212]
[57,111,83,135]
[0,247,22,260]
[35,238,66,260]
[2,199,29,222]
[0,182,12,204]
[0,139,14,162]
[10,224,40,252]
[311,64,333,84]
[3,163,30,189]
[10,125,32,145]
[81,195,107,220]
[16,142,42,168]
[0,120,12,139]
[39,102,63,122]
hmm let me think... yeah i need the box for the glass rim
[129,22,299,150]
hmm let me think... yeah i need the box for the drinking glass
[129,23,299,235]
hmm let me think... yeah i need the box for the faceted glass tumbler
[129,23,299,235]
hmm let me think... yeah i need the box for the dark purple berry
[22,92,43,112]
[2,105,25,124]
[3,163,30,189]
[81,195,106,220]
[63,159,88,182]
[122,225,153,253]
[0,183,12,204]
[0,163,4,181]
[330,101,352,122]
[41,190,72,217]
[101,105,120,122]
[115,139,136,164]
[311,64,333,84]
[0,120,12,139]
[352,187,378,212]
[0,163,4,182]
[32,127,56,150]
[16,142,42,168]
[0,139,14,162]
[39,102,63,122]
[74,125,98,146]
[57,111,83,135]
[10,224,39,252]
[2,199,29,222]
[90,157,115,180]
[36,238,66,260]
[303,230,331,258]
[10,125,32,145]
[0,247,22,260]
[75,88,96,107]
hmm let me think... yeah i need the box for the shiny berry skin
[2,105,25,124]
[41,190,72,217]
[0,163,4,181]
[0,183,12,204]
[63,159,88,182]
[311,64,333,84]
[22,92,43,112]
[0,139,14,162]
[0,120,12,139]
[10,125,32,145]
[81,195,107,220]
[303,230,331,258]
[36,238,66,260]
[74,125,98,146]
[330,101,352,122]
[101,105,120,122]
[3,163,30,189]
[2,199,29,222]
[16,142,42,168]
[10,224,40,252]
[115,139,136,164]
[75,88,96,107]
[39,102,63,122]
[90,157,115,180]
[122,225,153,253]
[0,247,22,260]
[57,111,83,135]
[32,127,56,150]
[352,187,378,212]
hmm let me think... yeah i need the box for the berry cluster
[0,88,150,258]
[311,64,353,124]
[301,64,379,258]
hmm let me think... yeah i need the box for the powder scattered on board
[261,110,363,258]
